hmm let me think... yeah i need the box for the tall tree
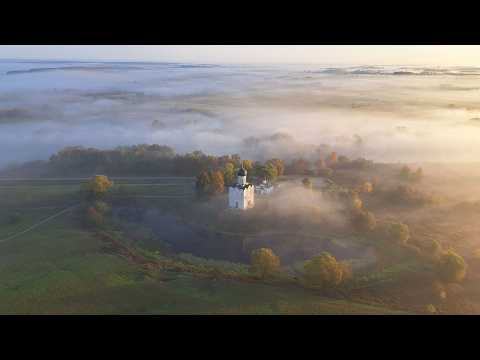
[210,170,225,194]
[222,163,236,185]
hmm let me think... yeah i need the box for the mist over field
[2,60,480,167]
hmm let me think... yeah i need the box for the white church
[228,166,255,210]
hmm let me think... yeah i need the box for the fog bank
[2,61,480,167]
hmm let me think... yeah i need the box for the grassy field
[0,207,408,314]
[0,184,81,208]
[0,177,415,314]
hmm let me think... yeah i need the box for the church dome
[237,167,247,176]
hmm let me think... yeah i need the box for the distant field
[0,177,195,207]
[0,185,81,208]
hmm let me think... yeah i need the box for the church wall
[229,185,255,210]
[229,187,245,209]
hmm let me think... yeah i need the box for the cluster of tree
[373,221,411,245]
[249,247,350,290]
[2,144,289,183]
[1,145,241,178]
[399,165,424,182]
[386,185,438,207]
[370,218,468,286]
[196,170,225,197]
[195,158,285,196]
[337,189,378,234]
[285,153,374,178]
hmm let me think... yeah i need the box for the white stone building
[255,179,274,195]
[228,167,255,210]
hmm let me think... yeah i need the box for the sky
[1,45,480,66]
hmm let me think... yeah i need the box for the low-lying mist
[2,61,480,168]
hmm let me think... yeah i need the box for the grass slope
[0,211,407,314]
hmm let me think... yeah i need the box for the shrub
[342,190,363,211]
[302,177,313,189]
[387,222,410,244]
[85,206,105,228]
[399,165,411,180]
[317,167,333,177]
[250,248,281,278]
[437,250,467,283]
[399,165,424,182]
[432,281,447,301]
[303,252,350,288]
[93,200,110,214]
[357,181,373,194]
[351,210,377,233]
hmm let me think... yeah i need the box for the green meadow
[0,206,406,314]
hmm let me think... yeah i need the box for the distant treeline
[1,144,375,178]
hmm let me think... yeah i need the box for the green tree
[259,162,279,182]
[223,163,236,185]
[303,252,349,288]
[266,158,285,177]
[437,250,467,283]
[250,248,281,278]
